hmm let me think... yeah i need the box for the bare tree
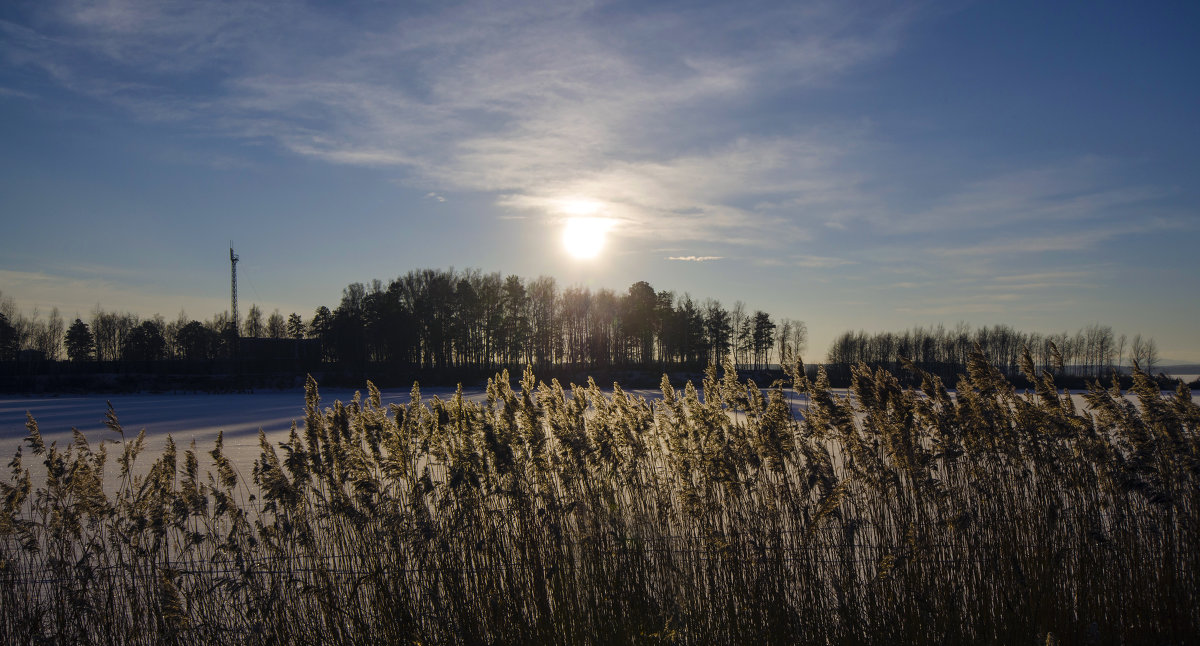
[1116,333,1127,373]
[730,301,746,369]
[91,308,118,361]
[32,307,64,360]
[164,310,189,359]
[778,318,808,365]
[777,318,803,366]
[243,304,264,338]
[704,299,732,366]
[267,309,286,339]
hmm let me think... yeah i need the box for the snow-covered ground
[1,388,430,490]
[0,385,683,491]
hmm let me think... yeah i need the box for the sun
[562,217,609,260]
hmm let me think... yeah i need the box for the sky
[1,0,1198,363]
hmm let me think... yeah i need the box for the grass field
[2,349,1197,645]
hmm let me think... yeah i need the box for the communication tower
[230,244,240,338]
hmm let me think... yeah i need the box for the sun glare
[560,199,601,216]
[562,217,609,260]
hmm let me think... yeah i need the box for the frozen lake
[0,387,469,489]
[0,384,684,488]
[2,387,467,455]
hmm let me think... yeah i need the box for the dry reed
[1,347,1197,644]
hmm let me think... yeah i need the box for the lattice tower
[230,244,239,337]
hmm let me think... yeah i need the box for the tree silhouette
[527,276,558,368]
[243,304,264,338]
[0,313,17,361]
[501,275,529,366]
[1,266,821,376]
[625,281,657,366]
[90,309,137,362]
[310,306,333,360]
[751,310,776,370]
[122,321,166,361]
[286,313,306,340]
[704,299,732,366]
[266,309,286,339]
[32,308,64,360]
[65,318,95,362]
[176,320,218,360]
[823,323,1143,381]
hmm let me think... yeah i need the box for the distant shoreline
[1,361,1195,396]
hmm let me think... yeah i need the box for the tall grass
[2,348,1197,644]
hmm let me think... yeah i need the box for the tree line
[3,279,1162,381]
[827,323,1160,379]
[0,273,805,373]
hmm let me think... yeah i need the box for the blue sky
[1,0,1197,362]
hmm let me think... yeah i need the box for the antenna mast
[230,243,240,338]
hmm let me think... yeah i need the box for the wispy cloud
[667,256,723,262]
[887,158,1175,234]
[929,231,1116,257]
[891,291,1079,317]
[984,270,1095,291]
[0,86,36,99]
[792,254,856,269]
[924,217,1183,259]
[3,0,914,248]
[5,0,1185,279]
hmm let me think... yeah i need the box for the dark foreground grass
[2,349,1197,645]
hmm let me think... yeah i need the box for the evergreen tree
[625,281,657,366]
[176,320,217,360]
[751,310,776,370]
[65,318,95,362]
[677,294,706,365]
[310,306,334,361]
[122,321,166,361]
[286,313,306,340]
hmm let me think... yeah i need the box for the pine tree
[122,321,165,361]
[65,318,95,361]
[286,313,306,340]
